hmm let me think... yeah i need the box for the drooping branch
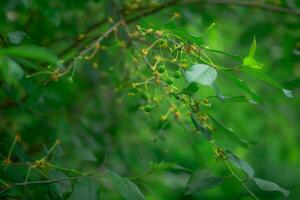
[58,0,299,58]
[185,0,300,16]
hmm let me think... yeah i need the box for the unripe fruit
[140,92,148,100]
[156,65,165,73]
[166,78,173,85]
[144,105,152,112]
[173,71,181,79]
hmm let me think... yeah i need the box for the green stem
[46,163,85,176]
[225,161,260,200]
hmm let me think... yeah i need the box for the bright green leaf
[249,37,257,57]
[0,45,60,65]
[243,56,262,69]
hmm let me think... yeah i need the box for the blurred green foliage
[0,0,300,199]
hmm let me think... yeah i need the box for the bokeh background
[1,0,299,199]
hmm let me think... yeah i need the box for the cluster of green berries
[156,65,182,85]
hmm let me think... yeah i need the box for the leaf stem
[224,160,260,200]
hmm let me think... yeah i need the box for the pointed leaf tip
[249,37,257,57]
[283,89,293,98]
[254,178,290,197]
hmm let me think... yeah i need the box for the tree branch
[185,0,300,16]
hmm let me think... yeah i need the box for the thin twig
[224,160,260,200]
[185,0,300,16]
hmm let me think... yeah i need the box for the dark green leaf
[48,170,72,199]
[185,170,224,194]
[109,172,146,200]
[180,82,199,95]
[69,177,99,200]
[77,148,97,162]
[209,116,248,148]
[41,8,61,26]
[203,48,241,61]
[164,22,203,46]
[223,71,262,103]
[227,152,254,179]
[254,178,289,197]
[209,95,255,104]
[241,67,293,98]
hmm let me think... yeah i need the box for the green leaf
[209,116,248,148]
[242,57,262,69]
[0,58,24,85]
[185,64,217,86]
[164,22,203,46]
[49,170,72,199]
[241,67,293,98]
[41,8,61,26]
[223,71,262,103]
[77,148,97,162]
[254,178,289,197]
[109,172,146,200]
[0,45,60,65]
[69,177,99,200]
[282,89,293,98]
[203,48,241,61]
[180,82,199,95]
[149,161,177,171]
[227,152,254,179]
[7,31,28,44]
[185,170,224,194]
[248,37,256,57]
[242,37,262,69]
[209,95,255,104]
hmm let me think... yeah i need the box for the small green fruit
[156,65,165,73]
[166,78,173,85]
[144,105,152,112]
[140,93,148,100]
[174,71,181,79]
[66,77,74,83]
